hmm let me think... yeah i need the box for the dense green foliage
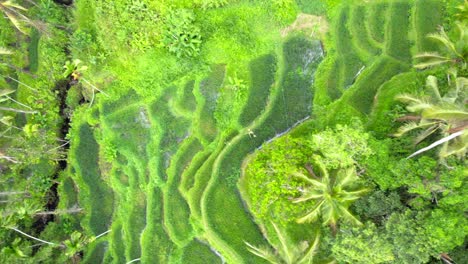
[0,0,466,263]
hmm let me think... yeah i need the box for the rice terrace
[0,0,467,263]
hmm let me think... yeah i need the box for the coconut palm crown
[292,158,368,231]
[414,21,467,70]
[395,74,468,159]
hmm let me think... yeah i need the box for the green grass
[367,71,422,137]
[177,80,198,114]
[179,150,212,195]
[180,239,222,264]
[28,28,40,73]
[412,0,444,54]
[197,65,226,142]
[164,138,203,245]
[62,1,434,262]
[103,106,152,177]
[82,241,108,264]
[384,1,412,63]
[187,136,231,222]
[366,2,389,44]
[277,36,320,125]
[123,192,147,260]
[296,0,327,15]
[73,123,114,235]
[334,6,365,90]
[239,53,277,126]
[101,90,142,116]
[149,92,191,181]
[104,220,126,264]
[59,176,78,209]
[346,55,409,115]
[348,5,382,60]
[140,186,175,264]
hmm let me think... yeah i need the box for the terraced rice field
[64,1,445,263]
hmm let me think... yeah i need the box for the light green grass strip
[334,5,365,91]
[163,137,203,246]
[411,0,444,55]
[140,185,175,264]
[193,65,226,143]
[180,239,223,264]
[365,2,389,44]
[348,5,382,61]
[384,1,412,64]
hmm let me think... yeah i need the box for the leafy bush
[332,223,394,264]
[271,0,298,25]
[197,0,229,9]
[161,9,202,58]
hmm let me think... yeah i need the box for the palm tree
[245,222,326,264]
[292,160,368,233]
[395,74,467,159]
[414,22,467,70]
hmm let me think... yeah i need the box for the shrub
[197,0,229,9]
[161,9,202,58]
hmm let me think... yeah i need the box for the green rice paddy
[63,1,446,263]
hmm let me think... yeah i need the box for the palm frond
[2,1,28,11]
[245,242,279,264]
[414,59,454,69]
[423,108,468,121]
[427,29,462,58]
[407,130,465,159]
[414,125,440,145]
[340,189,370,202]
[425,75,442,101]
[321,200,339,227]
[395,94,424,104]
[406,101,436,113]
[335,167,358,187]
[271,222,294,264]
[414,52,450,60]
[336,204,362,226]
[296,200,324,224]
[0,89,15,97]
[0,47,12,55]
[394,121,435,137]
[440,132,468,158]
[293,190,323,203]
[292,172,325,189]
[4,10,27,34]
[298,232,320,264]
